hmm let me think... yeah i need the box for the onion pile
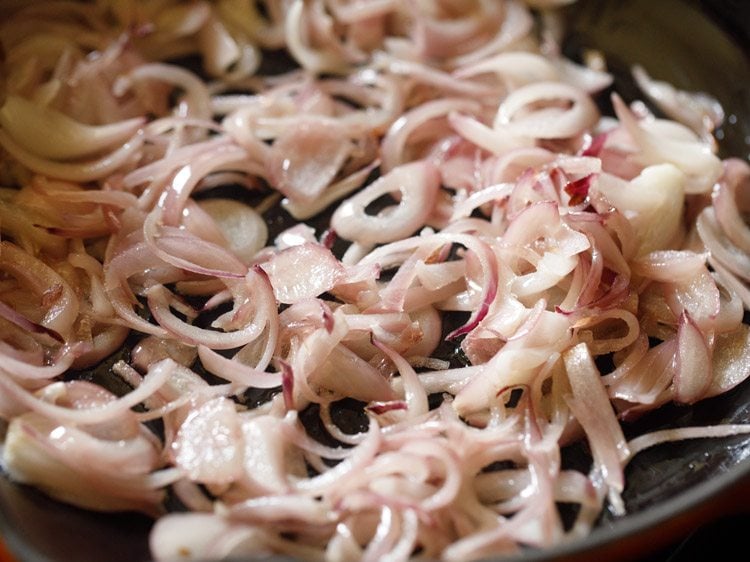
[0,1,749,561]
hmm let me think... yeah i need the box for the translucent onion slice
[198,198,268,264]
[0,95,144,160]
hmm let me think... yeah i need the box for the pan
[0,0,749,561]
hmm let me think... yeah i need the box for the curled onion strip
[0,358,176,426]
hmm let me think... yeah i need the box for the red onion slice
[0,95,145,161]
[332,160,441,245]
[706,324,750,397]
[267,117,353,206]
[712,158,750,253]
[673,311,712,404]
[372,338,428,418]
[261,242,343,304]
[0,358,176,426]
[563,343,629,501]
[0,128,145,182]
[494,81,599,140]
[172,397,244,485]
[197,346,282,389]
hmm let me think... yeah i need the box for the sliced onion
[381,98,481,172]
[267,117,353,206]
[198,199,268,264]
[706,324,750,397]
[3,412,163,515]
[0,95,144,160]
[563,343,629,499]
[332,160,441,245]
[146,283,264,350]
[712,158,750,253]
[261,242,343,304]
[612,94,722,194]
[172,397,244,485]
[198,346,282,389]
[673,311,712,404]
[0,128,145,182]
[494,81,599,140]
[0,358,176,426]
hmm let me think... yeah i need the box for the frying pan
[1,0,749,561]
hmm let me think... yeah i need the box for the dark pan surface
[1,1,750,561]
